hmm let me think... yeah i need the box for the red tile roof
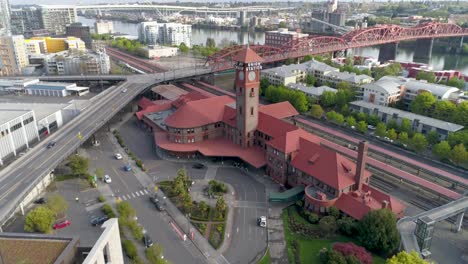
[171,91,208,109]
[222,105,237,127]
[334,185,405,220]
[291,138,371,190]
[138,97,156,110]
[232,47,264,63]
[151,84,188,101]
[259,102,299,119]
[257,112,298,138]
[268,128,321,154]
[165,95,234,128]
[154,132,267,168]
[135,101,172,120]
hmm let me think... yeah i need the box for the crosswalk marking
[139,191,144,196]
[135,192,140,197]
[131,193,136,198]
[144,189,149,194]
[117,190,151,202]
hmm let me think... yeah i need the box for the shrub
[128,220,144,240]
[337,217,357,236]
[122,239,138,259]
[98,195,106,203]
[333,242,372,264]
[24,206,55,233]
[318,215,337,236]
[328,206,340,218]
[117,201,136,219]
[319,248,346,264]
[208,180,228,194]
[101,204,116,218]
[146,244,168,264]
[304,211,319,224]
[295,200,303,208]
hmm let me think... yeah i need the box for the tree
[146,244,169,264]
[453,101,468,127]
[447,130,468,148]
[386,250,429,264]
[302,55,313,62]
[346,116,356,128]
[336,89,354,108]
[46,194,68,216]
[387,128,398,141]
[387,118,399,131]
[375,122,387,137]
[356,121,368,134]
[433,100,456,121]
[356,112,368,122]
[399,118,412,134]
[432,141,451,160]
[410,92,436,116]
[446,76,465,89]
[24,206,55,233]
[335,113,345,125]
[319,215,337,236]
[409,133,428,153]
[117,201,136,219]
[398,132,409,145]
[337,217,357,236]
[415,71,436,83]
[333,242,372,264]
[216,196,226,218]
[310,104,324,119]
[337,81,351,90]
[206,38,216,48]
[329,206,340,218]
[305,74,316,86]
[278,21,288,28]
[425,130,439,145]
[357,209,400,255]
[320,249,346,264]
[320,91,337,107]
[67,155,89,176]
[179,43,189,53]
[450,143,468,165]
[367,114,380,126]
[198,201,209,216]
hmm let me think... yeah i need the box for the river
[78,16,468,74]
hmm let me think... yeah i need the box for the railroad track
[107,47,167,73]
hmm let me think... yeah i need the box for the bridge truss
[207,22,468,72]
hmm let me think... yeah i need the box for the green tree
[335,113,345,125]
[386,250,429,264]
[410,92,436,116]
[122,240,138,259]
[415,71,436,83]
[387,118,399,131]
[337,81,351,90]
[326,111,338,122]
[336,89,354,108]
[179,43,189,53]
[320,249,346,264]
[278,21,287,28]
[447,130,468,148]
[433,100,456,121]
[146,244,169,264]
[387,128,398,141]
[409,133,428,153]
[446,76,465,89]
[310,104,324,119]
[356,112,368,122]
[337,217,357,236]
[425,130,439,145]
[357,209,400,255]
[320,91,337,107]
[450,143,468,165]
[453,101,468,127]
[367,114,380,126]
[319,215,337,236]
[328,206,340,218]
[117,201,136,219]
[356,121,368,134]
[346,116,356,128]
[302,55,313,62]
[375,122,387,137]
[216,196,226,218]
[24,206,55,233]
[399,118,412,134]
[46,194,68,216]
[206,38,216,48]
[305,74,316,86]
[198,201,209,217]
[432,141,451,160]
[398,132,409,145]
[67,155,89,176]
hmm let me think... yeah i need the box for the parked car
[149,195,165,211]
[192,163,206,169]
[53,220,71,230]
[46,141,56,149]
[143,235,153,248]
[90,216,109,226]
[257,216,267,228]
[115,153,123,160]
[104,175,112,183]
[123,165,132,172]
[34,197,46,204]
[122,89,127,93]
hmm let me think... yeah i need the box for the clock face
[238,71,244,80]
[248,71,256,81]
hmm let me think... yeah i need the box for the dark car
[149,195,165,211]
[34,197,46,204]
[143,235,153,248]
[46,141,56,149]
[123,165,132,172]
[90,216,109,226]
[149,195,159,205]
[192,163,206,169]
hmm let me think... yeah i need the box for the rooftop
[350,100,464,132]
[232,47,264,63]
[0,102,71,123]
[0,109,32,124]
[287,83,337,97]
[151,84,188,101]
[380,76,460,99]
[361,80,402,94]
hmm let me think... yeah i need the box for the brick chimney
[355,141,368,191]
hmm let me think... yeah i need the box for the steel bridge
[207,22,468,71]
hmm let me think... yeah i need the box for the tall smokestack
[355,141,368,191]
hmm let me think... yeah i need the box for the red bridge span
[207,22,468,71]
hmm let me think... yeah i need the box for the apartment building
[265,28,308,48]
[40,5,77,35]
[138,21,192,47]
[0,35,29,76]
[95,20,114,34]
[44,50,110,75]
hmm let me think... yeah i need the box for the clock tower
[232,47,264,148]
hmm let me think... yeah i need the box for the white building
[26,82,89,97]
[94,20,114,34]
[24,39,48,54]
[39,5,77,35]
[0,78,40,92]
[360,79,403,106]
[83,219,124,264]
[10,35,29,72]
[44,50,110,75]
[0,35,29,76]
[142,46,178,58]
[262,63,308,86]
[138,21,192,47]
[287,83,337,99]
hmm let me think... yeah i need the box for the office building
[0,78,39,92]
[287,83,337,100]
[138,22,192,47]
[40,5,77,35]
[10,7,43,35]
[95,20,114,35]
[360,79,404,106]
[44,50,110,75]
[30,37,86,53]
[138,21,159,45]
[26,82,89,97]
[0,0,11,35]
[0,35,29,76]
[302,8,346,34]
[25,39,48,54]
[265,28,308,49]
[66,22,91,48]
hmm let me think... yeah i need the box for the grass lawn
[283,206,386,264]
[257,248,270,264]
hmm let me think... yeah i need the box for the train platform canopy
[269,186,305,202]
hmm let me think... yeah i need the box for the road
[87,133,206,264]
[0,68,212,228]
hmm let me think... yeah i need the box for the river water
[79,16,468,74]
